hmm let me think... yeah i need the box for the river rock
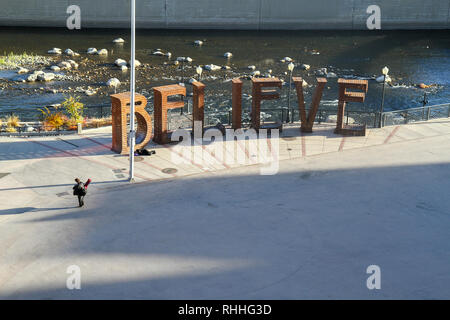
[128,60,141,67]
[221,66,231,70]
[48,48,62,55]
[113,38,125,43]
[26,74,38,82]
[120,65,128,71]
[316,68,328,76]
[248,65,256,71]
[17,67,29,74]
[327,72,337,78]
[58,61,72,70]
[153,50,165,56]
[205,64,221,71]
[185,57,193,63]
[87,48,98,55]
[165,52,172,58]
[64,48,75,56]
[24,125,35,133]
[106,78,121,87]
[114,58,127,67]
[301,64,311,71]
[97,49,108,56]
[283,57,293,62]
[194,40,203,46]
[50,65,61,72]
[37,72,55,81]
[85,89,97,96]
[224,52,233,59]
[251,70,261,77]
[67,60,79,69]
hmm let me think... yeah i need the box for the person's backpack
[76,182,86,196]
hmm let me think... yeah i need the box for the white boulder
[113,38,125,43]
[248,65,256,71]
[26,74,38,82]
[327,72,337,78]
[97,49,108,56]
[114,58,127,67]
[50,66,61,72]
[224,52,233,59]
[85,89,97,96]
[153,50,165,56]
[58,61,72,70]
[251,70,261,77]
[283,57,293,62]
[128,60,141,67]
[17,67,29,74]
[194,40,203,46]
[120,65,128,71]
[87,48,98,55]
[37,72,55,82]
[205,64,221,71]
[48,48,62,55]
[316,68,328,76]
[64,48,76,56]
[106,78,121,87]
[301,64,311,71]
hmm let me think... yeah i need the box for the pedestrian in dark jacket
[73,178,91,207]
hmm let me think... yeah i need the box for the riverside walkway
[0,118,449,299]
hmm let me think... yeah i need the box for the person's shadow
[0,206,78,215]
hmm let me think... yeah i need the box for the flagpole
[129,0,136,182]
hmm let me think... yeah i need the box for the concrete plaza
[0,119,450,299]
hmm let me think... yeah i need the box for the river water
[0,28,449,120]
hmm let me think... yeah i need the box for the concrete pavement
[0,119,449,299]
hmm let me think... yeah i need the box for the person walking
[73,178,91,207]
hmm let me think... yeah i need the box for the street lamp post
[379,66,389,128]
[129,0,136,182]
[287,62,295,123]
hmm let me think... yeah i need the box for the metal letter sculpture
[335,79,369,136]
[293,77,327,133]
[111,92,152,154]
[232,78,243,129]
[153,84,186,144]
[251,78,282,130]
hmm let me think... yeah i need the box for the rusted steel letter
[111,92,152,154]
[293,77,327,133]
[251,78,282,130]
[153,84,186,144]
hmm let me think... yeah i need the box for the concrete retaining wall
[0,0,449,30]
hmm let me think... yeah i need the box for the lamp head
[288,62,295,72]
[382,66,389,76]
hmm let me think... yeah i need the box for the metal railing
[2,102,449,134]
[381,103,450,127]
